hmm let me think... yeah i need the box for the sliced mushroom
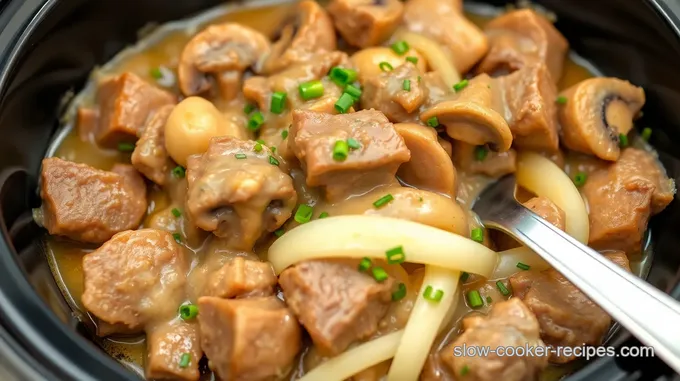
[420,74,513,152]
[327,0,404,48]
[351,47,426,83]
[394,123,456,197]
[558,77,646,161]
[178,23,271,99]
[260,0,336,74]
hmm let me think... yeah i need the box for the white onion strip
[393,29,461,88]
[268,215,498,278]
[387,266,459,381]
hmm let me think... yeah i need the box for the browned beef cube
[584,148,675,255]
[38,158,147,244]
[204,257,277,298]
[289,109,410,200]
[76,107,99,141]
[509,251,631,363]
[327,0,404,48]
[94,72,175,148]
[131,104,175,185]
[146,319,202,381]
[361,63,427,123]
[185,136,297,250]
[279,261,394,356]
[524,196,566,231]
[197,296,301,381]
[452,140,517,178]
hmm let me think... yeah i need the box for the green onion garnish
[496,280,511,296]
[453,79,469,93]
[171,208,181,218]
[373,194,394,208]
[281,129,288,139]
[359,257,372,272]
[573,172,587,187]
[172,233,182,243]
[117,142,135,152]
[347,137,361,150]
[179,304,198,320]
[474,146,488,161]
[299,80,324,100]
[243,103,256,114]
[556,96,568,104]
[461,272,470,282]
[256,139,266,145]
[423,285,444,302]
[234,153,247,159]
[486,296,492,304]
[274,228,285,237]
[391,40,410,55]
[427,116,439,128]
[403,79,411,91]
[392,283,407,301]
[254,143,263,152]
[471,227,484,243]
[641,127,652,141]
[461,365,469,376]
[179,353,191,368]
[619,133,628,148]
[344,84,362,101]
[372,267,388,282]
[333,140,349,161]
[294,204,314,224]
[247,111,265,131]
[270,91,287,114]
[466,290,483,308]
[149,67,163,80]
[329,67,358,86]
[334,93,355,114]
[379,61,394,72]
[516,262,530,271]
[269,156,279,166]
[270,146,277,153]
[172,166,186,178]
[319,212,329,219]
[405,56,418,64]
[385,245,405,264]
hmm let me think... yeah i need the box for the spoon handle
[487,202,680,374]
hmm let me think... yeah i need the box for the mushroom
[558,77,646,161]
[351,47,426,83]
[260,0,337,74]
[420,74,513,152]
[327,0,404,48]
[394,123,457,197]
[178,23,271,98]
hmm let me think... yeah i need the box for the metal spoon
[472,175,680,374]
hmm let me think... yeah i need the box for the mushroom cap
[558,77,645,161]
[351,47,427,82]
[178,23,271,96]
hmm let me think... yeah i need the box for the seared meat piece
[558,78,645,161]
[510,251,631,363]
[478,9,569,82]
[453,141,517,178]
[76,107,98,141]
[204,257,277,298]
[38,158,147,244]
[146,319,202,381]
[361,63,427,123]
[198,296,302,381]
[583,148,675,255]
[186,136,297,250]
[403,0,487,73]
[440,298,548,381]
[131,104,174,185]
[279,260,394,356]
[289,109,410,200]
[91,72,175,148]
[524,196,566,231]
[327,0,404,48]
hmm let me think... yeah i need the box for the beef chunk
[510,251,631,363]
[146,319,202,381]
[452,141,517,178]
[583,148,675,255]
[279,261,394,356]
[186,136,297,250]
[76,107,99,141]
[327,0,404,48]
[131,104,175,185]
[198,296,301,381]
[440,298,548,381]
[524,196,566,231]
[92,72,175,148]
[39,158,147,244]
[361,63,427,123]
[478,9,568,81]
[204,257,277,298]
[289,109,410,200]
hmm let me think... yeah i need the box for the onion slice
[393,29,461,87]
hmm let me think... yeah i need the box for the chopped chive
[270,146,277,153]
[172,232,182,243]
[247,111,265,131]
[466,290,483,308]
[453,79,469,92]
[299,80,324,100]
[178,304,198,320]
[274,228,285,237]
[373,194,394,208]
[269,156,279,166]
[385,245,405,264]
[149,67,163,80]
[256,139,266,145]
[516,262,531,271]
[641,127,652,141]
[344,84,362,100]
[496,280,511,296]
[427,116,439,128]
[573,172,587,187]
[417,75,422,82]
[392,283,407,301]
[117,142,135,152]
[254,143,263,152]
[179,353,191,368]
[471,227,484,243]
[619,133,628,148]
[461,365,469,376]
[486,296,492,304]
[243,103,256,114]
[391,40,410,55]
[318,212,329,219]
[418,197,423,202]
[372,267,388,282]
[334,93,355,114]
[556,95,567,104]
[359,257,372,272]
[423,285,444,302]
[329,67,358,86]
[347,137,361,150]
[403,79,411,91]
[171,208,182,218]
[379,61,394,72]
[294,204,314,224]
[333,140,349,161]
[474,146,488,161]
[270,91,287,114]
[281,129,289,139]
[405,56,418,64]
[461,272,470,282]
[234,153,247,159]
[172,166,186,178]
